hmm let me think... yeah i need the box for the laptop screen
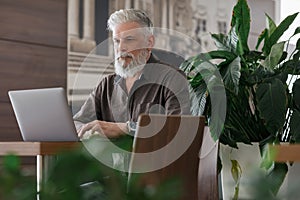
[8,87,79,141]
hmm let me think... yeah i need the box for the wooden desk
[0,142,80,193]
[270,144,300,162]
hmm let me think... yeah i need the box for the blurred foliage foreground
[0,138,181,200]
[1,140,300,199]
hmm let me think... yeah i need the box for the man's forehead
[112,22,145,38]
[113,28,144,38]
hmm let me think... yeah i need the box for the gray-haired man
[74,9,190,139]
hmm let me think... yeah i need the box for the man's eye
[126,37,135,41]
[113,39,120,43]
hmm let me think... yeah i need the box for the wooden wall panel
[0,40,67,102]
[0,102,22,141]
[0,0,67,141]
[0,0,67,48]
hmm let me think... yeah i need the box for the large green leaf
[266,14,277,36]
[290,109,300,142]
[293,26,300,38]
[189,73,204,88]
[280,60,300,75]
[189,84,207,116]
[256,29,268,50]
[190,61,220,87]
[261,42,285,71]
[180,51,237,75]
[263,12,298,55]
[211,33,230,51]
[223,57,241,94]
[179,56,202,73]
[185,61,208,109]
[293,50,300,61]
[256,78,287,135]
[212,28,240,53]
[208,50,236,61]
[179,58,193,72]
[227,26,239,54]
[292,78,300,109]
[231,0,250,54]
[207,82,227,141]
[267,163,288,196]
[296,37,300,50]
[197,61,227,141]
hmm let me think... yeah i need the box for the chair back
[128,114,205,200]
[198,126,219,200]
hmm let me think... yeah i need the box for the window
[194,18,207,47]
[217,21,227,34]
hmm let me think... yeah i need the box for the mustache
[116,52,134,60]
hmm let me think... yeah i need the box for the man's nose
[118,40,127,52]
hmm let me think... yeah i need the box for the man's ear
[147,35,155,50]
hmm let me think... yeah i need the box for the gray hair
[107,9,153,36]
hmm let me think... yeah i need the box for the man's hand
[78,120,128,139]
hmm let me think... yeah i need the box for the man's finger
[90,123,106,137]
[78,123,93,138]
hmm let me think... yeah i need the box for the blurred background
[67,0,300,111]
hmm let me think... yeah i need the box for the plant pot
[220,143,262,200]
[220,143,296,199]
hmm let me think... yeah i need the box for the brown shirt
[73,54,190,128]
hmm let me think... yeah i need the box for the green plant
[40,146,181,200]
[180,0,300,196]
[0,139,181,200]
[0,155,36,200]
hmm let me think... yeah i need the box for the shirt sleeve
[73,89,97,130]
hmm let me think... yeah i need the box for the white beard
[114,50,149,78]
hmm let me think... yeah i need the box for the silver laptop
[8,87,79,141]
